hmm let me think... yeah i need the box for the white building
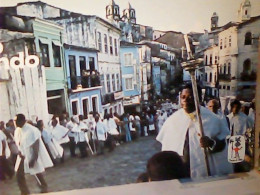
[95,17,124,115]
[203,45,219,99]
[218,0,259,101]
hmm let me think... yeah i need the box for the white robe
[78,121,88,142]
[96,121,107,141]
[0,131,11,158]
[85,118,97,140]
[156,107,233,178]
[42,129,63,159]
[14,124,53,175]
[107,118,119,135]
[227,112,248,136]
[51,124,70,145]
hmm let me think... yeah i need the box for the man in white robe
[14,114,53,194]
[50,119,70,163]
[36,120,63,162]
[207,99,230,130]
[95,116,107,155]
[77,115,88,158]
[156,85,233,179]
[227,100,248,136]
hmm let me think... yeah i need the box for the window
[109,36,113,55]
[243,59,251,73]
[244,32,252,45]
[71,100,79,115]
[215,55,218,64]
[104,34,108,53]
[205,73,208,82]
[227,86,230,90]
[224,37,227,48]
[228,63,231,75]
[214,73,217,83]
[205,55,208,65]
[116,73,120,91]
[209,73,212,83]
[69,55,77,77]
[82,98,89,118]
[210,54,212,65]
[223,85,226,90]
[100,74,106,94]
[114,39,118,56]
[79,56,86,75]
[229,36,232,47]
[39,41,50,67]
[89,57,95,71]
[92,96,98,113]
[106,74,111,93]
[125,78,133,90]
[112,74,116,92]
[224,64,226,74]
[220,39,223,50]
[52,44,61,67]
[125,53,132,66]
[98,32,102,52]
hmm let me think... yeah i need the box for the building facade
[0,30,49,123]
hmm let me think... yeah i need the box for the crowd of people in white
[0,91,256,194]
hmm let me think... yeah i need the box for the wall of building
[120,46,140,97]
[0,39,48,123]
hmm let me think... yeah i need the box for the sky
[1,0,260,33]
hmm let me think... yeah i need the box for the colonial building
[120,41,141,113]
[195,0,259,103]
[0,13,69,116]
[0,29,49,123]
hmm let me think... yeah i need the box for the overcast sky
[1,0,260,33]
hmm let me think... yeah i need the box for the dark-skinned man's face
[15,119,26,128]
[232,104,240,115]
[180,88,196,114]
[207,100,219,114]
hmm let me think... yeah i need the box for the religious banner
[228,135,246,163]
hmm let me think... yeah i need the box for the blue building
[64,44,102,117]
[120,42,142,113]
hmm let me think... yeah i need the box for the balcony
[102,93,115,105]
[240,71,256,81]
[218,74,231,81]
[69,72,101,90]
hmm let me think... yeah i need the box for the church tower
[106,0,120,23]
[238,0,251,22]
[211,12,218,31]
[122,3,136,24]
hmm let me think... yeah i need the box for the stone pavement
[0,136,161,195]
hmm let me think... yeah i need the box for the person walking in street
[122,113,131,142]
[37,120,63,164]
[50,119,70,163]
[78,115,88,158]
[14,114,53,194]
[95,116,107,155]
[66,117,78,157]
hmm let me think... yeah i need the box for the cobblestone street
[0,136,161,195]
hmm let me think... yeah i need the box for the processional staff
[181,34,211,176]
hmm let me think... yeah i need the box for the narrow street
[0,136,161,195]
